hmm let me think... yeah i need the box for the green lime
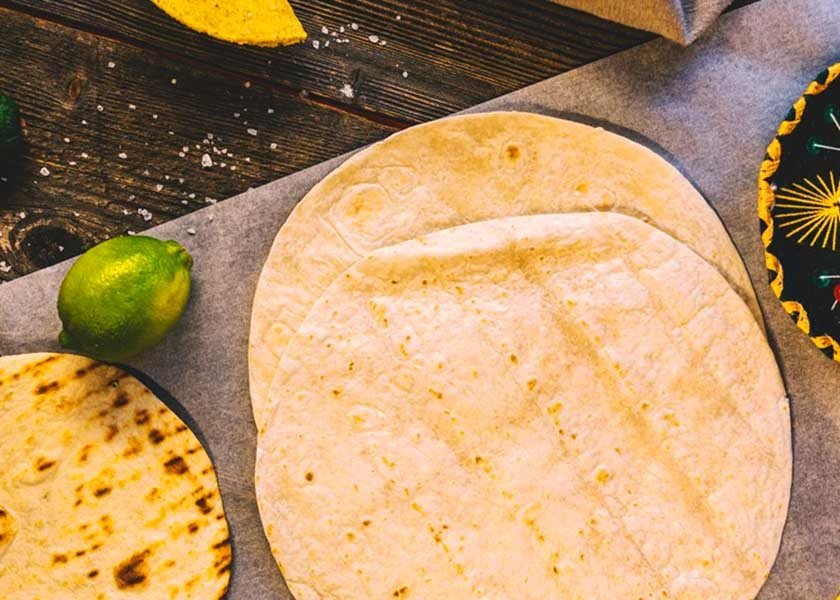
[57,235,193,362]
[0,93,21,163]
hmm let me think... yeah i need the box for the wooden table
[0,0,755,282]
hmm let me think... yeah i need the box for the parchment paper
[1,0,839,597]
[550,0,731,44]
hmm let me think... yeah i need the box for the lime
[57,235,193,362]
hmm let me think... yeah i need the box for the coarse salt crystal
[107,61,115,68]
[244,81,251,88]
[201,154,213,168]
[189,193,196,199]
[402,71,408,78]
[312,40,320,49]
[339,83,355,99]
[129,103,137,110]
[267,108,275,114]
[39,167,50,176]
[69,161,77,166]
[155,184,163,192]
[234,112,241,118]
[270,142,278,150]
[18,212,26,218]
[182,146,189,152]
[153,114,158,119]
[178,152,185,158]
[368,35,379,43]
[0,262,11,273]
[118,152,127,159]
[321,26,329,34]
[171,78,177,85]
[351,23,359,30]
[208,215,215,222]
[63,137,70,143]
[96,105,104,112]
[340,26,345,33]
[247,128,258,136]
[187,227,196,235]
[81,152,89,159]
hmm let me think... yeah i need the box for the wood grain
[0,6,394,280]
[3,0,655,124]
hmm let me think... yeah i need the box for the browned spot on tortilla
[186,446,201,455]
[163,559,176,568]
[505,144,520,160]
[195,494,213,514]
[105,424,119,441]
[52,553,68,564]
[164,456,189,475]
[78,444,92,464]
[91,543,102,551]
[134,409,150,425]
[148,429,165,444]
[112,394,130,408]
[123,436,143,457]
[393,586,409,597]
[217,563,231,576]
[35,380,60,395]
[509,353,518,364]
[362,520,371,527]
[187,522,199,534]
[217,586,229,600]
[145,487,159,502]
[174,424,187,433]
[88,569,99,578]
[212,537,230,550]
[93,486,112,498]
[305,472,314,482]
[75,549,86,557]
[36,457,56,471]
[74,499,82,507]
[114,549,150,590]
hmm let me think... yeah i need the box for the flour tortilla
[256,213,790,600]
[249,112,762,430]
[0,353,231,599]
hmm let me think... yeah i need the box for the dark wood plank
[0,7,395,280]
[2,0,656,124]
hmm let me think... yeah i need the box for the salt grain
[208,215,215,222]
[63,137,70,143]
[18,212,26,219]
[321,26,329,34]
[68,161,77,166]
[312,40,320,50]
[96,105,104,112]
[402,71,409,78]
[351,22,359,30]
[39,167,50,177]
[247,128,258,136]
[368,35,380,43]
[118,152,127,159]
[107,61,115,68]
[339,83,355,99]
[0,262,11,274]
[171,78,177,85]
[129,103,137,110]
[244,81,251,88]
[267,108,275,114]
[187,227,196,236]
[270,142,278,150]
[153,114,159,119]
[81,152,89,158]
[155,184,164,192]
[201,153,213,168]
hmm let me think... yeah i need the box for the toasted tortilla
[0,353,231,598]
[249,112,762,430]
[256,213,790,600]
[151,0,306,47]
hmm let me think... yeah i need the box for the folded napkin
[553,0,734,44]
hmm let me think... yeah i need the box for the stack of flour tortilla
[250,112,791,599]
